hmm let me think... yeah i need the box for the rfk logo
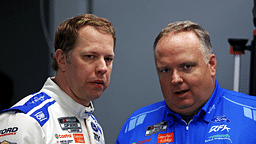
[208,125,230,133]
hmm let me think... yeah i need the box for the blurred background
[0,0,254,143]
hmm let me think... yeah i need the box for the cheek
[105,71,112,83]
[185,70,210,94]
[105,65,113,77]
[159,77,172,94]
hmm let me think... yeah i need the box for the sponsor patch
[205,134,232,143]
[0,127,18,137]
[93,133,100,142]
[145,121,167,136]
[55,134,59,139]
[56,140,73,144]
[55,134,72,139]
[29,94,46,104]
[211,116,231,123]
[157,132,173,143]
[208,125,230,133]
[73,134,85,143]
[208,104,215,114]
[58,117,82,133]
[132,138,151,144]
[34,111,47,122]
[0,140,17,144]
[91,122,98,132]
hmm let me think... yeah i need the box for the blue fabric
[116,80,256,144]
[1,92,56,127]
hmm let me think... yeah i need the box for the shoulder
[0,92,56,127]
[119,101,166,132]
[116,101,166,143]
[0,111,42,128]
[128,100,166,119]
[220,88,256,121]
[221,88,256,107]
[0,111,44,142]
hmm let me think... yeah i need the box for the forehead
[156,31,201,55]
[155,31,203,64]
[74,26,114,54]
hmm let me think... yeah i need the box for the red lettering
[136,138,151,144]
[157,132,173,143]
[59,134,72,138]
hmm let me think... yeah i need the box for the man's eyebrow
[105,52,115,57]
[179,61,197,66]
[79,50,97,54]
[80,50,115,56]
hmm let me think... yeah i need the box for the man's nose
[171,70,183,84]
[96,58,108,74]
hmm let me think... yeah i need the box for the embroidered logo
[133,138,151,144]
[205,134,232,143]
[58,117,82,133]
[208,125,230,133]
[34,111,47,122]
[0,127,18,137]
[0,140,17,144]
[73,134,85,143]
[145,121,167,136]
[91,122,98,132]
[93,133,100,142]
[211,116,231,123]
[157,132,173,143]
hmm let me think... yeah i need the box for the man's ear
[208,54,217,77]
[55,49,66,72]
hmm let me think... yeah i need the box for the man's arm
[0,111,44,144]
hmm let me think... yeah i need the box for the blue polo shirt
[116,80,256,143]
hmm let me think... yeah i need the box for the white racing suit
[0,77,105,144]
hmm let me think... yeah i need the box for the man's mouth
[174,89,190,95]
[90,80,105,87]
[92,80,104,84]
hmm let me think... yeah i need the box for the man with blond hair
[0,14,115,144]
[116,20,256,143]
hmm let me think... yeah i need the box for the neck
[181,114,194,123]
[54,71,91,107]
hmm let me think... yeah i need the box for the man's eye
[85,55,94,58]
[184,65,191,69]
[160,68,169,73]
[105,58,113,62]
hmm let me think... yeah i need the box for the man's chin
[177,105,203,116]
[91,92,103,100]
[170,103,196,115]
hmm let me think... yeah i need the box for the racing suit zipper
[85,119,92,144]
[186,119,193,131]
[184,119,193,131]
[183,119,193,144]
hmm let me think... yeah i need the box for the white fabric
[0,77,105,144]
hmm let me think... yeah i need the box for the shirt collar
[200,79,223,122]
[165,79,222,123]
[40,77,94,119]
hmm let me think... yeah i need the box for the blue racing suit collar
[165,79,222,124]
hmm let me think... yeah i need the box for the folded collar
[40,77,94,119]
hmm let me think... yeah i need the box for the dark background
[0,0,49,109]
[0,0,254,143]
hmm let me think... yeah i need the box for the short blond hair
[154,20,212,63]
[52,14,116,71]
